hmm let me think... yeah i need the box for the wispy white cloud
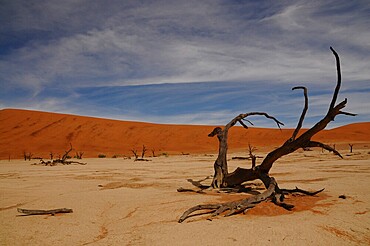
[0,0,369,125]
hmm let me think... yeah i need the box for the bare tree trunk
[349,144,354,153]
[141,145,147,159]
[208,112,283,188]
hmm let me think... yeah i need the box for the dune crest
[1,109,369,159]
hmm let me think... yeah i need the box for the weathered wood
[178,178,277,222]
[257,47,355,174]
[289,86,308,142]
[61,143,73,162]
[17,208,73,216]
[209,113,283,188]
[281,187,325,196]
[179,47,355,222]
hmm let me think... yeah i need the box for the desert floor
[1,149,369,245]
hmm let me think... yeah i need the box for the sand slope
[1,109,369,159]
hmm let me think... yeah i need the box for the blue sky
[1,0,369,128]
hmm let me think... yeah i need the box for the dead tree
[131,149,139,160]
[349,144,354,153]
[141,145,147,159]
[248,144,257,169]
[151,148,156,157]
[23,151,33,161]
[49,152,54,160]
[36,144,86,165]
[178,47,356,222]
[207,112,283,188]
[75,151,84,159]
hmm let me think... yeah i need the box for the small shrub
[98,154,106,158]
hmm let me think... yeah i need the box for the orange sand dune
[0,109,369,159]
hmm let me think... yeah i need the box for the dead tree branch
[17,208,73,216]
[289,86,308,142]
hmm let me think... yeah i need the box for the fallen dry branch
[17,208,73,216]
[134,158,151,162]
[34,159,87,166]
[177,187,206,194]
[231,156,250,160]
[281,187,325,196]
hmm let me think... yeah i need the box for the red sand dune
[0,109,369,159]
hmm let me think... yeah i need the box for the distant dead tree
[35,144,86,166]
[49,152,54,160]
[131,145,151,162]
[248,144,257,169]
[141,145,147,159]
[75,151,84,159]
[178,47,356,223]
[23,151,33,161]
[131,149,139,160]
[349,144,354,153]
[151,148,156,157]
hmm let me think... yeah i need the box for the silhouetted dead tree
[151,148,156,157]
[131,149,138,160]
[141,145,147,158]
[178,47,356,222]
[132,146,151,162]
[75,151,84,159]
[349,144,354,153]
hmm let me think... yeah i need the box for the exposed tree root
[178,178,277,223]
[178,177,324,223]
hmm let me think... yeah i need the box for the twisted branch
[290,86,308,141]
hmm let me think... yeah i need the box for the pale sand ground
[0,150,369,245]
